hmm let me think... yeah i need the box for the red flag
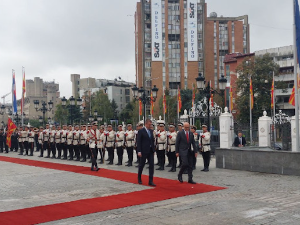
[289,86,295,106]
[139,99,142,116]
[6,118,17,148]
[250,77,254,109]
[163,90,167,114]
[271,79,274,109]
[21,68,26,114]
[178,87,182,113]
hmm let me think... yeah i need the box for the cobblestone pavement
[1,151,300,225]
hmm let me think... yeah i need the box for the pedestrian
[233,132,246,147]
[137,119,156,186]
[175,122,197,184]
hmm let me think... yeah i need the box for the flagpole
[163,87,166,122]
[177,86,179,123]
[21,67,24,127]
[294,0,300,152]
[273,71,276,149]
[250,75,253,145]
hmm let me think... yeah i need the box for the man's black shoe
[138,179,142,184]
[178,174,183,183]
[168,168,176,172]
[166,164,171,167]
[204,168,209,172]
[201,168,206,171]
[188,180,196,184]
[148,182,156,187]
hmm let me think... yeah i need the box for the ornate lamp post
[132,85,158,125]
[61,96,82,125]
[195,73,227,131]
[34,100,53,127]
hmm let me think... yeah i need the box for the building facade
[71,75,134,112]
[135,0,250,100]
[255,45,295,116]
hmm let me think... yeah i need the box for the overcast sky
[0,0,294,101]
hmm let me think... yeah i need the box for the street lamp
[39,116,43,124]
[132,85,159,125]
[61,96,82,125]
[34,99,54,127]
[195,73,227,131]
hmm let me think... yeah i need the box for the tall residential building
[135,0,250,99]
[71,74,134,112]
[255,45,295,116]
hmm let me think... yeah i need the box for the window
[126,96,130,103]
[120,89,122,94]
[125,89,130,95]
[120,97,123,102]
[168,24,172,30]
[145,61,151,68]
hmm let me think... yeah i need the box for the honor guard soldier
[156,123,167,170]
[28,126,35,156]
[199,125,211,172]
[73,125,80,161]
[61,125,68,160]
[43,124,50,158]
[49,125,56,158]
[38,127,44,157]
[191,126,199,170]
[23,126,29,156]
[115,125,125,166]
[34,127,39,152]
[55,125,62,159]
[87,122,100,171]
[167,123,177,172]
[125,124,135,167]
[67,125,74,160]
[18,126,24,155]
[79,125,87,162]
[86,124,92,160]
[98,125,105,164]
[0,129,4,153]
[104,125,115,165]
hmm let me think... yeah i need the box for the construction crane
[1,92,11,104]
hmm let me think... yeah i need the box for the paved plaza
[1,151,300,225]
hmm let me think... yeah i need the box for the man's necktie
[186,131,189,142]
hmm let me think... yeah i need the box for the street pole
[294,0,300,152]
[207,82,211,132]
[273,71,276,149]
[249,75,253,146]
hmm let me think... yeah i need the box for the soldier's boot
[29,149,34,156]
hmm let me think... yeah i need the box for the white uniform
[73,130,80,146]
[157,130,167,151]
[67,131,73,145]
[49,130,55,143]
[168,131,177,152]
[28,131,35,143]
[199,132,211,152]
[55,130,62,144]
[38,131,43,145]
[104,131,115,148]
[125,130,135,148]
[115,130,125,148]
[97,131,105,149]
[61,130,67,144]
[80,130,87,145]
[87,129,100,149]
[22,130,29,142]
[43,129,50,143]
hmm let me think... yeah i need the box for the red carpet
[0,156,225,225]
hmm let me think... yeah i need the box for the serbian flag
[150,92,154,116]
[271,79,274,109]
[289,86,296,106]
[250,77,254,109]
[6,118,17,148]
[12,70,17,114]
[139,99,142,116]
[178,87,182,113]
[21,67,26,115]
[163,90,167,114]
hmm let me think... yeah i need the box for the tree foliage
[235,54,280,123]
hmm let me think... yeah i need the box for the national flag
[163,90,167,114]
[289,86,296,106]
[178,87,182,113]
[21,67,26,115]
[6,118,17,148]
[250,77,254,109]
[12,70,17,114]
[139,99,142,116]
[150,92,154,116]
[271,79,274,109]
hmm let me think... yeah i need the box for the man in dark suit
[137,119,156,186]
[233,132,246,147]
[175,122,197,184]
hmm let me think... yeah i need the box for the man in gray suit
[175,122,197,184]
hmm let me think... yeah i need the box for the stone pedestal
[219,107,234,149]
[291,116,300,152]
[258,111,272,147]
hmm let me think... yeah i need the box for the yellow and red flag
[250,77,254,109]
[139,99,142,116]
[271,79,274,109]
[150,92,154,116]
[21,67,26,115]
[6,118,17,148]
[163,90,167,114]
[178,87,182,113]
[289,86,296,106]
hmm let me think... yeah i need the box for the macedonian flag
[289,86,296,106]
[6,118,17,148]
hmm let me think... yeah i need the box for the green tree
[91,90,114,123]
[236,54,280,123]
[54,103,69,125]
[29,119,40,128]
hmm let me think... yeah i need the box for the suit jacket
[175,130,197,156]
[137,127,155,155]
[233,136,246,147]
